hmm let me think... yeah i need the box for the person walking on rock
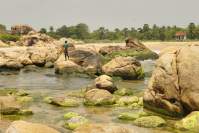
[63,41,69,60]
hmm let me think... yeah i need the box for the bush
[0,34,20,42]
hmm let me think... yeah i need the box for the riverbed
[0,47,191,133]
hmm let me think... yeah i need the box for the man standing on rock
[63,41,69,60]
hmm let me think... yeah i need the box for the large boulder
[144,46,199,116]
[102,57,144,79]
[0,96,21,115]
[94,75,117,93]
[5,121,60,133]
[55,60,83,74]
[74,123,134,133]
[84,89,115,106]
[55,48,102,75]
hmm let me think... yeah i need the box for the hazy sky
[0,0,199,30]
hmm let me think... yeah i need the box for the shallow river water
[0,60,190,133]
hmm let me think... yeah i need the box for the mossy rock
[175,111,199,131]
[18,109,33,115]
[64,112,80,120]
[114,88,134,96]
[17,96,33,103]
[43,96,53,104]
[134,116,166,128]
[65,116,89,130]
[118,111,148,121]
[116,96,139,106]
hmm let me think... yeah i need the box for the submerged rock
[74,123,134,133]
[44,96,80,107]
[94,75,117,93]
[118,111,148,121]
[114,88,134,96]
[0,96,21,115]
[65,116,88,130]
[175,111,199,131]
[116,96,139,106]
[84,89,115,106]
[134,116,166,128]
[102,57,144,80]
[64,112,80,120]
[17,96,33,104]
[144,46,199,116]
[5,120,60,133]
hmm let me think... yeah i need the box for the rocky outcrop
[94,75,117,93]
[0,46,60,70]
[99,39,158,60]
[0,32,63,71]
[11,25,35,35]
[74,123,134,133]
[5,121,60,133]
[102,57,144,79]
[55,48,101,75]
[144,46,199,116]
[17,32,55,47]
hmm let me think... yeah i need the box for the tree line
[1,23,199,42]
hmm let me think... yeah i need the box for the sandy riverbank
[76,41,199,52]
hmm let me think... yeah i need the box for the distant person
[63,41,69,60]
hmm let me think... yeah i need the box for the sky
[0,0,199,30]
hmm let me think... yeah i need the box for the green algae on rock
[17,96,33,104]
[118,111,148,121]
[64,112,80,120]
[133,116,166,128]
[116,96,139,106]
[114,88,134,96]
[64,116,89,130]
[43,96,80,107]
[175,111,199,131]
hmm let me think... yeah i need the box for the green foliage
[0,24,6,33]
[0,34,20,42]
[39,28,47,34]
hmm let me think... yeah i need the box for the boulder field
[0,33,159,79]
[144,46,199,116]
